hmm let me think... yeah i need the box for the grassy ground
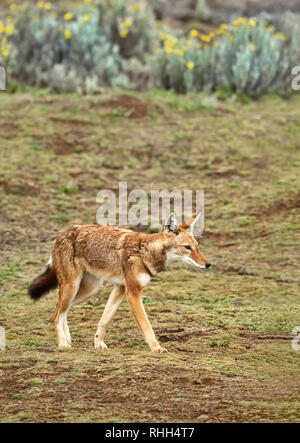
[0,89,299,423]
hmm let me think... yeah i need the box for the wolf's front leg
[126,287,167,353]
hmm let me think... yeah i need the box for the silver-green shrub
[150,19,300,97]
[1,1,155,92]
[98,0,155,60]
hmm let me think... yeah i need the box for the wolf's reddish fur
[28,214,210,352]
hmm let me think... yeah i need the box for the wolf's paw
[58,343,72,350]
[152,346,168,353]
[94,340,108,350]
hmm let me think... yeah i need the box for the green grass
[0,89,299,423]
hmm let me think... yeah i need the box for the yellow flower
[173,49,183,56]
[130,5,138,13]
[266,25,275,32]
[9,4,17,11]
[84,0,92,4]
[200,34,211,43]
[2,48,8,56]
[233,17,247,26]
[44,2,52,10]
[248,42,258,51]
[64,12,73,21]
[5,24,14,35]
[0,21,3,33]
[274,32,287,41]
[248,20,256,27]
[186,39,192,46]
[190,29,198,37]
[186,61,194,69]
[120,29,128,38]
[165,44,173,53]
[18,5,25,11]
[64,29,72,39]
[123,18,132,28]
[83,14,91,22]
[2,37,7,44]
[36,1,44,8]
[197,43,202,49]
[220,24,228,30]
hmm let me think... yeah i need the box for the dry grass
[0,89,300,422]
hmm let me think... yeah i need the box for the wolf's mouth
[184,257,206,269]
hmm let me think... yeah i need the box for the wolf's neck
[140,233,166,276]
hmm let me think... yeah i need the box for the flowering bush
[150,18,300,97]
[99,0,155,60]
[0,3,299,97]
[0,0,155,92]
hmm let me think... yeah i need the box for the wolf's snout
[205,263,211,268]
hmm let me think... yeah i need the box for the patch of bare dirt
[45,133,86,155]
[159,327,216,343]
[251,195,300,219]
[94,94,149,119]
[205,230,232,242]
[206,168,241,178]
[0,122,19,139]
[49,117,97,127]
[0,179,39,196]
[238,332,293,341]
[221,265,300,285]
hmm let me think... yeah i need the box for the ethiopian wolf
[28,213,211,353]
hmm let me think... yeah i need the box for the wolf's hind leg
[54,276,82,348]
[71,273,103,307]
[94,285,125,349]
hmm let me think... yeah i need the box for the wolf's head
[164,213,211,270]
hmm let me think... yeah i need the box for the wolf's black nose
[205,263,211,268]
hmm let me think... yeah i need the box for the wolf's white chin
[166,252,206,269]
[183,257,206,269]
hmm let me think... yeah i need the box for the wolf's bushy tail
[28,265,58,300]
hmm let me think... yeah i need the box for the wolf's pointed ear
[164,212,179,235]
[179,212,201,235]
[190,212,201,236]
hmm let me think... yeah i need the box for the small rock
[197,414,209,420]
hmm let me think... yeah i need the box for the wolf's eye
[184,245,191,250]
